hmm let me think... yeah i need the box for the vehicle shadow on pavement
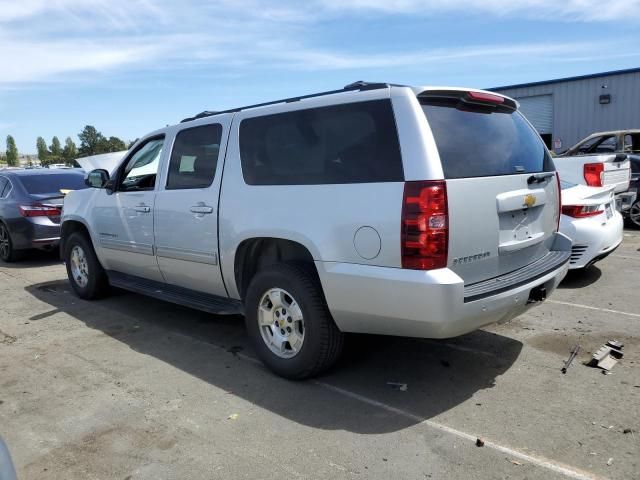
[26,280,523,434]
[558,266,602,289]
[1,250,61,269]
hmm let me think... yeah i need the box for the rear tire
[64,232,109,299]
[245,263,344,379]
[0,222,22,263]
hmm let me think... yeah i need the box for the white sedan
[560,181,623,269]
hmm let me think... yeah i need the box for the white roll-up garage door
[516,95,553,134]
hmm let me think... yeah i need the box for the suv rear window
[421,95,553,179]
[18,173,86,194]
[239,100,403,185]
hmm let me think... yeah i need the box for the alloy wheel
[69,245,90,288]
[257,288,305,358]
[629,201,640,228]
[0,224,10,261]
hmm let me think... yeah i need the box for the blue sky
[1,0,639,153]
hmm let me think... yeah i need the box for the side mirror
[85,169,110,188]
[614,153,628,162]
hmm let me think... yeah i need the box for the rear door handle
[134,205,151,213]
[190,204,214,214]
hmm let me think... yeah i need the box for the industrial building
[491,67,640,153]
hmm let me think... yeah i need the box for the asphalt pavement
[1,230,639,479]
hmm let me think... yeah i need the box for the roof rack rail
[180,81,391,123]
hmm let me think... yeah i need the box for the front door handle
[190,204,214,214]
[134,204,151,213]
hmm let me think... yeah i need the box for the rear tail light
[466,91,505,104]
[19,204,61,217]
[401,180,448,270]
[561,205,604,218]
[555,172,561,232]
[583,162,604,187]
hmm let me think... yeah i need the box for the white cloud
[0,0,637,86]
[314,0,640,22]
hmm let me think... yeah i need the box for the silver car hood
[76,151,127,175]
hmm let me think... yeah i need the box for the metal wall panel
[517,95,553,134]
[494,71,640,151]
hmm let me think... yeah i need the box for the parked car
[555,130,637,212]
[559,181,623,269]
[0,436,17,480]
[624,156,640,228]
[62,82,570,379]
[0,169,86,262]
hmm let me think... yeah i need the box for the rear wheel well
[60,221,91,257]
[234,238,317,299]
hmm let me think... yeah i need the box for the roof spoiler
[418,90,517,111]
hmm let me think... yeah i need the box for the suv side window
[239,100,403,185]
[119,137,164,192]
[166,124,222,190]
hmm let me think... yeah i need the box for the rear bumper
[563,212,624,269]
[317,233,571,339]
[6,217,61,250]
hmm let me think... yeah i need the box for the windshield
[18,173,87,195]
[421,97,554,178]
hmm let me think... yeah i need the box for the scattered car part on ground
[60,82,571,379]
[561,344,580,374]
[555,130,637,212]
[559,180,624,269]
[0,169,86,262]
[588,340,624,371]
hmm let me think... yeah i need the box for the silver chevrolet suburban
[61,82,571,379]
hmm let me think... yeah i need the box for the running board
[107,271,244,315]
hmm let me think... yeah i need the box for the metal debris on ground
[386,382,408,391]
[475,438,485,447]
[562,344,580,374]
[509,460,523,466]
[607,458,613,466]
[588,340,624,371]
[227,413,239,420]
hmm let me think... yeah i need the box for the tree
[78,125,105,156]
[101,136,127,152]
[36,136,49,163]
[6,135,19,167]
[50,136,62,158]
[62,137,77,165]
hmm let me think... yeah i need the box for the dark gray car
[0,169,87,262]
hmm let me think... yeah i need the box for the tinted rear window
[18,173,86,194]
[240,100,403,185]
[422,97,553,178]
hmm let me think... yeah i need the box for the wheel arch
[233,237,319,300]
[60,218,92,258]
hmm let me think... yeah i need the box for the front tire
[0,222,21,263]
[245,263,344,379]
[64,232,109,299]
